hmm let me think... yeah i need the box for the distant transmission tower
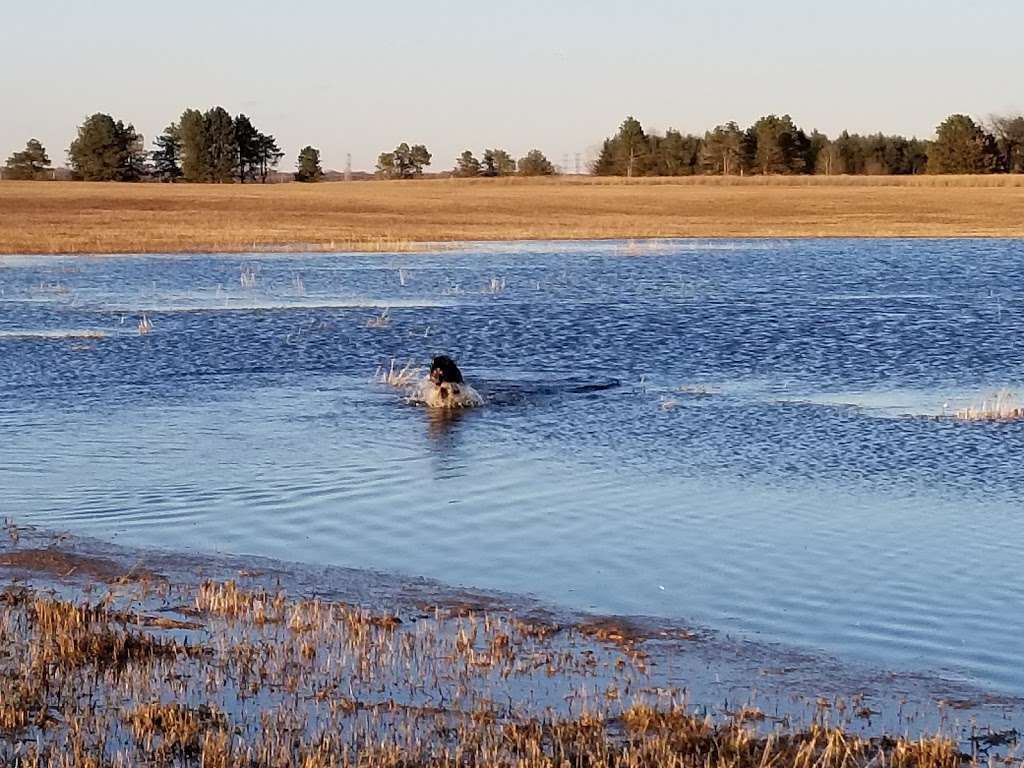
[574,153,582,175]
[344,153,352,181]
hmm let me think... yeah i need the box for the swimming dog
[416,355,482,408]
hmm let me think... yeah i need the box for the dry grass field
[2,175,1024,254]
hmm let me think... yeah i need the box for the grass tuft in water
[954,389,1024,421]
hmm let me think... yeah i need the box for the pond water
[2,239,1024,695]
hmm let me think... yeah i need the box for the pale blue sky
[2,1,1022,172]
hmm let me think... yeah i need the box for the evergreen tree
[617,117,648,177]
[67,113,145,181]
[592,138,617,175]
[295,146,323,182]
[517,149,555,176]
[905,138,930,175]
[151,123,182,182]
[700,122,743,175]
[481,148,516,177]
[653,129,701,175]
[806,131,830,174]
[748,114,810,174]
[928,114,999,174]
[204,106,237,183]
[454,150,481,177]
[833,131,863,174]
[991,115,1024,173]
[255,133,284,182]
[377,143,431,178]
[234,114,259,182]
[179,109,208,182]
[592,117,649,176]
[4,139,51,180]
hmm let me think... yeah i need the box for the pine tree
[151,123,182,182]
[67,113,145,181]
[255,133,284,182]
[295,146,323,182]
[654,130,701,176]
[204,107,236,183]
[179,109,208,182]
[749,114,810,174]
[517,149,555,176]
[4,139,51,180]
[591,117,649,176]
[701,122,743,175]
[454,150,481,177]
[481,148,515,177]
[992,115,1024,173]
[234,114,259,182]
[616,117,647,177]
[377,143,431,178]
[928,114,999,174]
[592,138,617,175]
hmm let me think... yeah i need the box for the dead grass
[2,176,1024,254]
[0,578,975,768]
[954,389,1024,421]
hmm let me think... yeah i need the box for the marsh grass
[0,577,973,768]
[953,389,1024,421]
[3,177,1024,255]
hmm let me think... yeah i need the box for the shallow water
[3,239,1024,694]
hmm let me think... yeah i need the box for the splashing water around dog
[411,355,484,409]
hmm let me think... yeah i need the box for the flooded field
[2,238,1024,705]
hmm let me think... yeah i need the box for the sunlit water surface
[3,239,1023,694]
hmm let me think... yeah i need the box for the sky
[2,0,1023,173]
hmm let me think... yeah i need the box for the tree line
[6,110,1024,181]
[3,109,309,183]
[594,113,1024,176]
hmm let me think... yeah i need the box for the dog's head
[429,355,464,385]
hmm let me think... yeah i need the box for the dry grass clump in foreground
[3,176,1024,254]
[0,579,981,768]
[953,390,1024,422]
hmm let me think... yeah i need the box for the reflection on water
[2,239,1024,695]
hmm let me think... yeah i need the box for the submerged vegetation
[0,570,982,768]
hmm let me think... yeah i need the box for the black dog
[422,355,482,407]
[429,355,464,386]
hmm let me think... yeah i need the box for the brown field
[2,175,1024,254]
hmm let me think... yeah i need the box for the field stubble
[2,176,1024,254]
